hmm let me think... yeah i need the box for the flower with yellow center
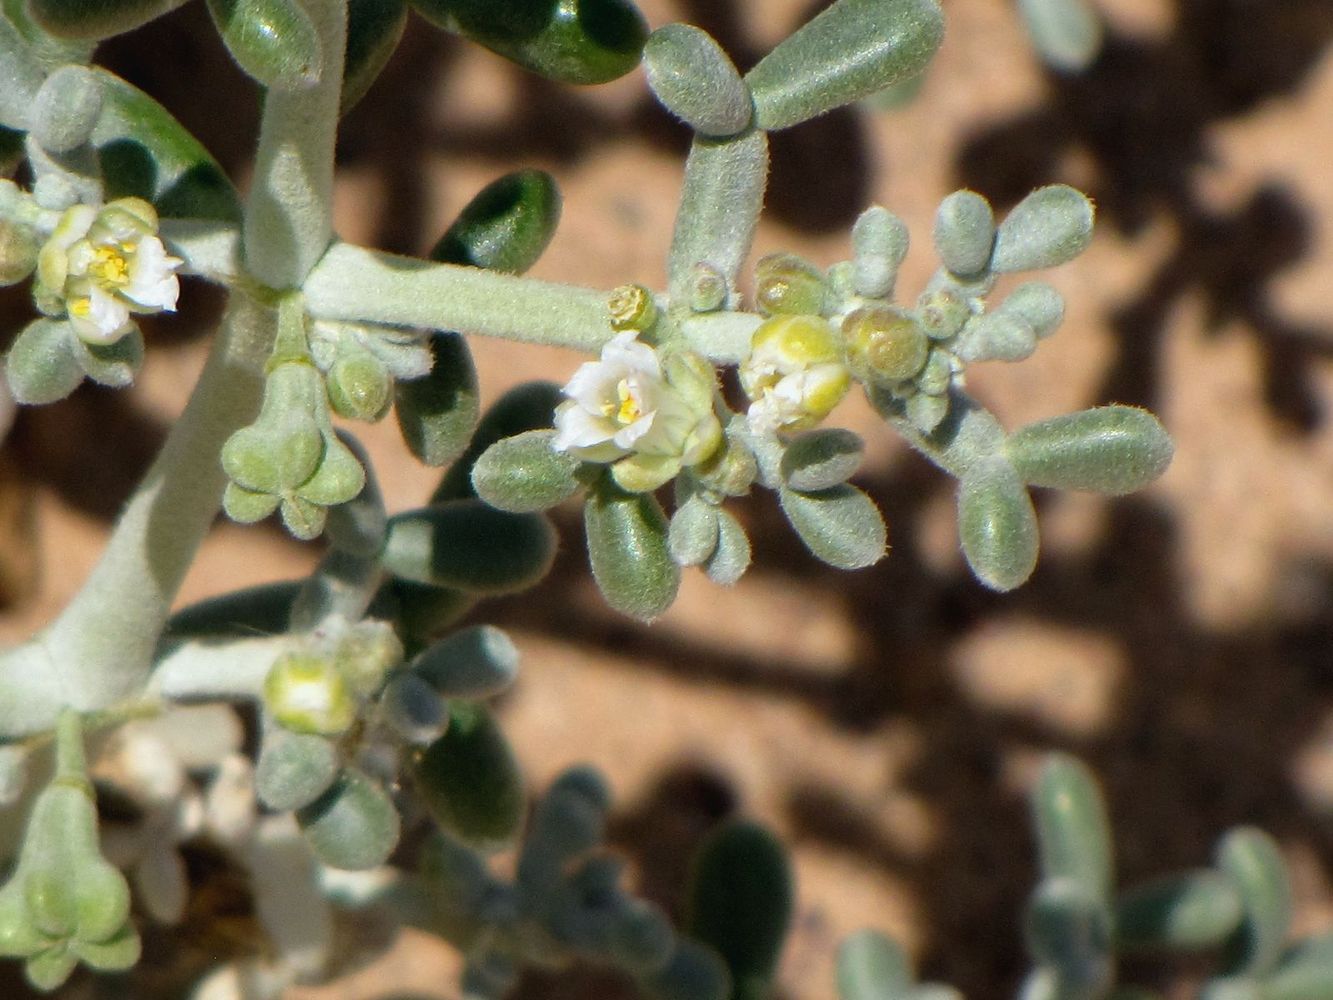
[34,197,182,345]
[740,314,851,435]
[553,332,723,492]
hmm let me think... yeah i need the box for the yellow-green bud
[689,262,727,313]
[327,345,392,422]
[264,652,358,735]
[608,283,658,332]
[916,287,973,340]
[741,314,850,434]
[842,306,929,386]
[754,253,828,317]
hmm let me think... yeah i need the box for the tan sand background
[5,0,1333,996]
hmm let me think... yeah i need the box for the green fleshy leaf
[256,729,341,811]
[639,939,731,1000]
[583,475,679,621]
[431,381,565,502]
[470,429,581,512]
[411,701,525,850]
[779,483,886,571]
[207,0,323,90]
[1115,870,1243,953]
[1005,406,1174,496]
[643,24,752,138]
[342,0,408,112]
[5,318,84,405]
[745,0,944,132]
[297,767,401,870]
[382,500,557,594]
[1018,0,1102,73]
[668,494,719,567]
[686,820,793,1000]
[705,508,750,586]
[412,0,649,85]
[780,428,864,492]
[933,190,995,278]
[1031,754,1113,903]
[412,624,519,699]
[28,0,181,40]
[956,458,1037,591]
[395,331,480,467]
[431,169,562,275]
[1217,827,1293,977]
[92,70,240,221]
[1024,877,1113,994]
[989,184,1094,274]
[836,930,912,1000]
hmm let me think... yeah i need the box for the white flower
[553,332,722,492]
[740,315,851,436]
[34,197,182,345]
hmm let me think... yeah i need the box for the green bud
[295,427,367,510]
[957,458,1038,591]
[470,429,581,512]
[686,820,793,1000]
[330,618,404,696]
[342,0,409,113]
[609,283,659,332]
[644,24,751,137]
[323,430,387,557]
[997,282,1064,339]
[934,190,995,278]
[24,949,79,990]
[689,261,729,313]
[297,767,401,870]
[72,860,133,943]
[264,651,359,735]
[382,500,556,594]
[779,483,887,570]
[411,701,525,850]
[694,432,759,497]
[584,475,680,621]
[754,252,829,317]
[916,288,972,340]
[843,306,930,386]
[30,65,103,153]
[412,624,520,699]
[29,0,181,40]
[705,508,751,586]
[990,184,1095,273]
[781,428,864,491]
[851,205,910,299]
[1006,406,1173,495]
[1031,754,1113,902]
[5,318,83,405]
[76,329,145,388]
[70,922,140,971]
[1115,870,1244,952]
[640,939,732,1000]
[207,0,324,90]
[395,330,481,468]
[222,363,325,495]
[955,312,1037,363]
[431,380,564,502]
[431,169,561,274]
[413,0,649,85]
[837,930,913,1000]
[1019,0,1102,73]
[256,728,340,811]
[668,494,720,567]
[1024,877,1113,991]
[327,341,392,421]
[746,0,944,132]
[1217,827,1293,977]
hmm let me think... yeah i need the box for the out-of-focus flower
[553,332,722,492]
[33,198,181,345]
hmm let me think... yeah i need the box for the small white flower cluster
[33,197,181,345]
[553,331,722,492]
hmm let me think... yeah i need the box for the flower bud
[222,363,325,496]
[608,283,659,332]
[326,340,392,421]
[331,618,404,697]
[754,253,828,317]
[264,652,358,736]
[741,314,850,434]
[916,287,974,340]
[842,306,929,387]
[689,261,728,312]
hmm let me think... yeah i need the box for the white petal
[125,236,182,310]
[601,331,660,380]
[69,285,132,344]
[564,357,627,408]
[553,401,619,451]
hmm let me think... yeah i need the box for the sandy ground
[5,0,1333,997]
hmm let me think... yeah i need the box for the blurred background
[4,0,1333,996]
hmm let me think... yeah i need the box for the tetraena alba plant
[0,0,1261,996]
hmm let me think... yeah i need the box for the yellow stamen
[69,297,92,318]
[88,245,130,289]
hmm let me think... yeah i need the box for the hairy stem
[0,296,272,739]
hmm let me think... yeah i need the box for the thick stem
[0,296,272,739]
[303,242,615,352]
[242,0,346,288]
